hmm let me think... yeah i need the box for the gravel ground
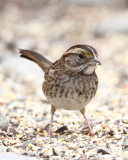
[0,0,128,159]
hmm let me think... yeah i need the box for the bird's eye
[78,54,84,59]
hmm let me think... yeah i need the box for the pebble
[108,130,115,136]
[97,148,110,155]
[114,134,122,140]
[55,125,68,133]
[122,119,128,124]
[52,148,58,156]
[123,140,128,151]
[71,133,78,138]
[21,140,35,149]
[0,111,9,131]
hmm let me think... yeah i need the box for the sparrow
[19,44,101,136]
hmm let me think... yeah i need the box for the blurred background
[0,0,128,130]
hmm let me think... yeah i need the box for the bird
[19,44,101,137]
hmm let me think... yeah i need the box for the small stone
[52,148,58,156]
[55,125,68,133]
[21,139,35,149]
[123,129,127,134]
[8,127,17,134]
[97,148,110,155]
[123,140,128,150]
[122,119,128,124]
[71,133,78,138]
[114,134,122,140]
[108,130,115,136]
[0,111,9,131]
[44,124,50,132]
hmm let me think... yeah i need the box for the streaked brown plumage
[19,44,101,136]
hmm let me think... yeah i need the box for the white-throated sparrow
[19,44,101,136]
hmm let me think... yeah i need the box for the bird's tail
[19,49,52,72]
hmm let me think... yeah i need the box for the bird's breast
[43,72,98,110]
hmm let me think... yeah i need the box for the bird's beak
[93,57,101,65]
[89,57,101,65]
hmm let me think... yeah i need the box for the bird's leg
[49,106,56,137]
[80,109,94,136]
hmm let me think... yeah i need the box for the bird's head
[62,44,101,74]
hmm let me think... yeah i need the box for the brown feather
[19,49,52,72]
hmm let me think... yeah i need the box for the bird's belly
[44,88,95,110]
[48,97,86,110]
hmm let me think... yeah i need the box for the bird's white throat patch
[84,65,97,75]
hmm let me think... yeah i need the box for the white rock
[0,111,9,131]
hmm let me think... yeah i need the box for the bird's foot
[87,129,95,136]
